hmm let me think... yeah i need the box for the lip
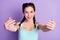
[27,17,31,19]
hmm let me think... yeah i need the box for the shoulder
[36,22,41,26]
[36,22,42,30]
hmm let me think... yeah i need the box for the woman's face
[24,6,35,21]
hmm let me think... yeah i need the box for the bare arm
[4,17,20,32]
[36,19,56,32]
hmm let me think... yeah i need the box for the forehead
[24,6,34,11]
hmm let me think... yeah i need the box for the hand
[45,19,56,30]
[4,17,18,32]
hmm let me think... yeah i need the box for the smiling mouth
[27,17,31,19]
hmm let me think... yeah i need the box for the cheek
[31,13,35,17]
[25,14,28,17]
[24,14,28,18]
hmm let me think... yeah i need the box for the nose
[28,13,31,16]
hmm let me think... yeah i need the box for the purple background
[0,0,60,40]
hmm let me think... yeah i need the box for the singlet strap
[20,23,24,29]
[35,22,38,29]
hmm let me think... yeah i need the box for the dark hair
[22,2,35,13]
[19,2,36,28]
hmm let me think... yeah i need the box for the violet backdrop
[0,0,60,40]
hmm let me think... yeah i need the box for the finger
[47,25,55,29]
[5,19,16,27]
[8,20,16,25]
[46,26,54,30]
[10,22,16,25]
[6,20,15,26]
[46,21,56,27]
[45,19,56,30]
[46,22,55,28]
[48,20,54,23]
[46,24,53,28]
[46,23,55,29]
[7,18,14,23]
[5,17,12,22]
[46,20,55,25]
[46,23,55,28]
[46,22,54,26]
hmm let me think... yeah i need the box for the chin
[27,19,33,21]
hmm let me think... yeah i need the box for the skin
[4,6,56,32]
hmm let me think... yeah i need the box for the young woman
[4,2,56,40]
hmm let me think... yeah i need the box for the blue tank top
[18,23,38,40]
